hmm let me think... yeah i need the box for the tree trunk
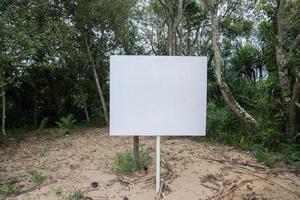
[83,34,109,126]
[2,90,6,136]
[34,100,37,128]
[275,0,291,105]
[206,1,259,131]
[133,136,141,169]
[288,71,300,136]
[44,70,62,116]
[83,99,90,122]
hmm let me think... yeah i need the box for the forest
[0,0,300,199]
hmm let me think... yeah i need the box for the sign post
[156,136,160,192]
[110,55,207,193]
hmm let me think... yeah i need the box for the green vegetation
[64,141,73,148]
[39,117,49,130]
[52,187,62,196]
[39,147,49,157]
[66,190,84,200]
[28,171,47,184]
[0,0,299,169]
[115,148,150,173]
[55,114,77,129]
[203,101,300,167]
[0,169,5,182]
[0,185,18,198]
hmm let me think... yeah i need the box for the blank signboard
[110,56,207,136]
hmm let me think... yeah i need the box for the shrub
[39,117,49,129]
[206,101,240,137]
[0,185,18,197]
[251,128,285,151]
[251,145,277,167]
[28,171,46,184]
[55,114,77,129]
[115,148,150,174]
[39,147,49,157]
[281,144,300,164]
[66,190,84,200]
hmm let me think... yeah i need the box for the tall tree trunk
[83,34,109,126]
[44,70,62,116]
[275,0,291,105]
[34,100,38,128]
[288,71,300,136]
[133,136,141,169]
[205,1,259,131]
[275,0,300,136]
[2,90,6,136]
[83,99,90,122]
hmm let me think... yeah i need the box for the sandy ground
[0,128,299,200]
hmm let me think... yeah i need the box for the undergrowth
[115,148,150,173]
[202,101,300,168]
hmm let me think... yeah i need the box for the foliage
[0,0,299,169]
[64,141,73,148]
[206,101,240,137]
[0,185,18,198]
[115,148,150,173]
[66,190,84,200]
[28,171,46,184]
[52,187,62,196]
[39,147,49,157]
[55,114,77,129]
[250,145,277,168]
[39,117,49,130]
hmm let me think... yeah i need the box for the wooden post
[133,136,141,169]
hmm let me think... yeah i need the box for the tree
[204,0,259,131]
[275,0,300,136]
[0,74,6,136]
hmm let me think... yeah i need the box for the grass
[6,127,33,141]
[28,171,46,184]
[0,169,5,182]
[47,130,66,140]
[250,145,277,167]
[115,148,150,174]
[66,190,84,200]
[39,147,49,157]
[0,185,18,197]
[64,141,73,148]
[52,187,62,196]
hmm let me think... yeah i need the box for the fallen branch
[232,169,300,198]
[215,179,257,200]
[14,179,57,197]
[155,180,164,200]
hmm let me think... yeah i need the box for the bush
[55,114,77,129]
[281,144,300,164]
[206,102,240,137]
[115,148,150,174]
[206,101,244,146]
[0,185,18,197]
[66,190,84,200]
[39,117,49,129]
[28,171,46,184]
[251,128,285,151]
[251,145,277,167]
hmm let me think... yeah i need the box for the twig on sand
[14,179,57,197]
[214,179,257,200]
[155,179,164,200]
[232,169,300,198]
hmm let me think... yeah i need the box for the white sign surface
[110,56,207,136]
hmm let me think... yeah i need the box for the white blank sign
[110,56,207,136]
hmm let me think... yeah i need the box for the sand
[0,128,299,200]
